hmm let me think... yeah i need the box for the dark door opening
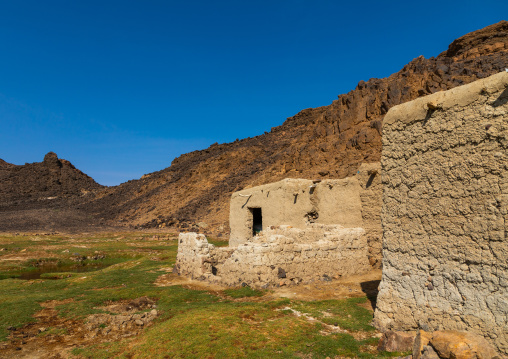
[250,208,262,236]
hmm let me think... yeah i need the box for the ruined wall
[374,72,508,354]
[174,232,216,279]
[229,178,364,247]
[174,224,370,288]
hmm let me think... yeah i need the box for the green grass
[0,232,394,358]
[223,286,266,298]
[207,237,229,247]
[292,297,377,332]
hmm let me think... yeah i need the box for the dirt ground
[1,269,381,359]
[0,297,161,359]
[155,269,381,309]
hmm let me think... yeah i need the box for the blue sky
[0,1,506,186]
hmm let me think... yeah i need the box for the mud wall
[374,72,508,354]
[229,178,364,247]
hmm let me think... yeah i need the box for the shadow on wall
[492,87,508,107]
[360,280,380,311]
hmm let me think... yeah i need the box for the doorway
[250,208,262,236]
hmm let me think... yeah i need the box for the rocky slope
[80,21,508,234]
[2,21,508,233]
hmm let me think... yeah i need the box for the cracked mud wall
[374,72,508,354]
[357,162,382,268]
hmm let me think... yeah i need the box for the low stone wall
[374,72,508,354]
[174,224,370,288]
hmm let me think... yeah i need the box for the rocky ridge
[1,21,508,233]
[84,21,508,233]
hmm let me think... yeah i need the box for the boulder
[378,330,416,352]
[413,330,433,359]
[421,345,439,359]
[430,331,501,359]
[413,330,502,359]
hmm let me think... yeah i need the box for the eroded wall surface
[174,224,370,288]
[374,72,508,354]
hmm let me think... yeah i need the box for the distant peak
[0,158,15,169]
[44,151,58,161]
[43,151,62,168]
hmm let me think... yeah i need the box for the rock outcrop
[0,152,105,231]
[0,152,103,203]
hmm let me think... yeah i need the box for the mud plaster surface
[374,72,508,354]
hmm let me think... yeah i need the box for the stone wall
[174,224,370,288]
[374,72,508,354]
[174,232,218,279]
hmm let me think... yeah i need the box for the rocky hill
[2,21,508,234]
[0,152,103,202]
[0,152,105,231]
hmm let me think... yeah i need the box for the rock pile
[379,330,503,359]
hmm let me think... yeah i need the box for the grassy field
[0,232,405,358]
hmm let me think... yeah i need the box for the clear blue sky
[0,1,506,186]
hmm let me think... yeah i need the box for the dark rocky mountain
[0,159,14,168]
[2,21,508,233]
[0,153,105,231]
[0,159,15,178]
[0,152,103,203]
